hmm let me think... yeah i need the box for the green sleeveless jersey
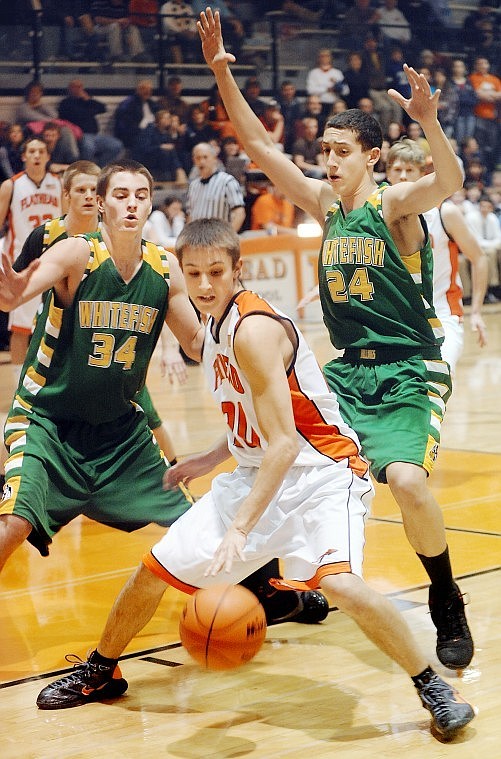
[17,232,170,425]
[318,184,443,352]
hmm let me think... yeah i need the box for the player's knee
[386,462,428,505]
[321,572,366,613]
[0,514,32,571]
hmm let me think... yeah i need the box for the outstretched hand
[0,252,40,312]
[198,7,236,71]
[388,64,440,125]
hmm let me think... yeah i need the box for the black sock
[412,665,436,689]
[90,649,119,669]
[417,546,455,597]
[168,457,178,467]
[239,559,299,619]
[0,473,4,491]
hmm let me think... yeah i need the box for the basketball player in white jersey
[37,218,475,741]
[385,139,488,374]
[0,137,63,381]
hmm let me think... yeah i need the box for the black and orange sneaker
[429,583,474,670]
[416,673,475,739]
[36,651,128,710]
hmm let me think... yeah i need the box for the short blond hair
[386,139,426,171]
[62,160,100,192]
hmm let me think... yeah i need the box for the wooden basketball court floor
[0,307,499,758]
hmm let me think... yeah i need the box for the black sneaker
[429,583,474,669]
[416,673,475,738]
[268,590,329,625]
[37,652,128,710]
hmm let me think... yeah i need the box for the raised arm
[198,8,331,222]
[205,314,300,575]
[383,65,464,221]
[441,202,488,348]
[164,251,204,362]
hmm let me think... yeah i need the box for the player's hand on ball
[205,526,247,576]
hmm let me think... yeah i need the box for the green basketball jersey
[16,232,170,425]
[318,184,443,352]
[13,216,68,271]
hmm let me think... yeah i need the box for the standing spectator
[187,142,245,231]
[306,48,349,120]
[0,136,62,378]
[133,110,188,182]
[250,182,296,233]
[277,80,303,155]
[0,124,25,180]
[160,0,198,63]
[469,56,501,177]
[433,68,459,139]
[114,79,159,150]
[449,59,478,147]
[90,0,146,62]
[158,76,191,123]
[144,194,186,246]
[465,194,501,302]
[292,117,326,178]
[58,79,124,167]
[376,0,412,54]
[16,81,80,163]
[362,33,403,134]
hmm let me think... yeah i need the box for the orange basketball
[179,584,267,670]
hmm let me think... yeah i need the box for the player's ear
[97,195,105,214]
[234,257,243,281]
[367,147,380,166]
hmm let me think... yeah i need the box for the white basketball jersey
[203,289,367,476]
[424,204,463,319]
[4,171,62,263]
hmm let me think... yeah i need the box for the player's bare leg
[0,514,32,572]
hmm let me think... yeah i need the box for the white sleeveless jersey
[4,171,62,263]
[203,290,368,476]
[424,205,463,319]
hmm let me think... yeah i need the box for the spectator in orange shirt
[469,56,501,175]
[250,181,296,234]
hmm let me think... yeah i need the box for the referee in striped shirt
[187,142,246,231]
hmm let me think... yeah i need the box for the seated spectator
[340,0,380,51]
[433,68,459,139]
[201,85,241,144]
[144,194,186,246]
[386,120,404,143]
[306,48,349,120]
[343,51,371,110]
[406,121,430,155]
[185,104,218,154]
[129,0,160,52]
[450,59,477,147]
[167,112,191,174]
[259,101,285,149]
[243,77,268,117]
[329,98,348,116]
[16,80,81,161]
[276,80,303,155]
[292,117,326,179]
[250,182,296,234]
[376,0,412,54]
[90,0,146,62]
[299,94,326,135]
[191,0,244,56]
[461,136,482,169]
[220,136,250,185]
[160,0,198,63]
[374,137,391,182]
[41,0,98,60]
[463,181,482,214]
[133,109,188,183]
[158,75,191,123]
[361,32,402,133]
[465,194,501,302]
[58,79,123,167]
[0,123,25,180]
[464,159,488,188]
[114,79,159,150]
[387,45,411,102]
[41,121,78,174]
